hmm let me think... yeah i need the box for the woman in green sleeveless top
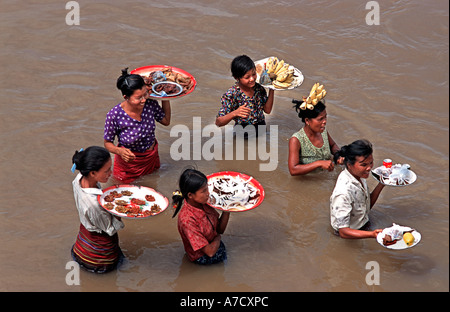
[288,87,341,175]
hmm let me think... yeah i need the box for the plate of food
[254,56,304,90]
[131,65,196,100]
[98,185,169,219]
[376,223,421,249]
[152,81,183,97]
[371,163,417,186]
[206,171,265,212]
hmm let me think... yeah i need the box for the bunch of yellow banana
[299,83,327,110]
[266,57,295,89]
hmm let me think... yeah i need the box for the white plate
[152,81,183,97]
[254,56,304,90]
[97,185,169,219]
[376,229,421,249]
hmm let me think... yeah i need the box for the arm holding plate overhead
[158,100,171,126]
[370,182,385,209]
[263,88,275,114]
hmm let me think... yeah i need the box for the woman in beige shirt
[330,140,385,239]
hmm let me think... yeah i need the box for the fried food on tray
[102,187,166,217]
[110,191,122,198]
[126,204,141,215]
[115,205,128,214]
[150,204,161,213]
[130,198,146,206]
[104,203,115,210]
[114,199,128,206]
[104,194,115,202]
[143,68,194,95]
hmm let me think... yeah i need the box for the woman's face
[306,109,327,133]
[126,86,149,106]
[91,158,112,183]
[238,68,257,89]
[347,154,374,180]
[188,183,210,205]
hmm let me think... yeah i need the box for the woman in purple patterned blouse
[103,68,171,183]
[215,55,275,133]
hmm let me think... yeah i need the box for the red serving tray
[131,65,197,100]
[206,171,265,212]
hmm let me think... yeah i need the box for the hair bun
[120,67,129,77]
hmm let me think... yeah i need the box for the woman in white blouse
[330,140,385,239]
[71,146,124,273]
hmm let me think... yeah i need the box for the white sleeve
[330,193,352,230]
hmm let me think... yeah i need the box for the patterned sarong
[72,223,121,273]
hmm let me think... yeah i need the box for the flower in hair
[300,83,327,110]
[172,191,182,197]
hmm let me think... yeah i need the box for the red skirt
[113,141,160,183]
[72,224,121,273]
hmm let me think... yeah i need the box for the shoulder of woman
[106,103,123,116]
[204,204,219,214]
[291,128,307,140]
[178,210,202,229]
[291,128,303,137]
[223,84,239,96]
[289,135,301,149]
[145,99,159,106]
[255,83,266,93]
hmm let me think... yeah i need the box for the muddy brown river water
[0,0,448,292]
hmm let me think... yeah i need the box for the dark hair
[172,168,208,218]
[116,67,145,97]
[292,99,326,123]
[231,55,256,80]
[72,146,111,177]
[333,139,373,166]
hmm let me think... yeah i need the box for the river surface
[0,0,448,292]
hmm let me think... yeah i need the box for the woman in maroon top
[172,168,230,264]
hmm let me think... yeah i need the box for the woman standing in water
[172,168,230,265]
[215,55,275,134]
[71,146,124,273]
[288,84,342,175]
[330,139,385,239]
[104,68,171,183]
